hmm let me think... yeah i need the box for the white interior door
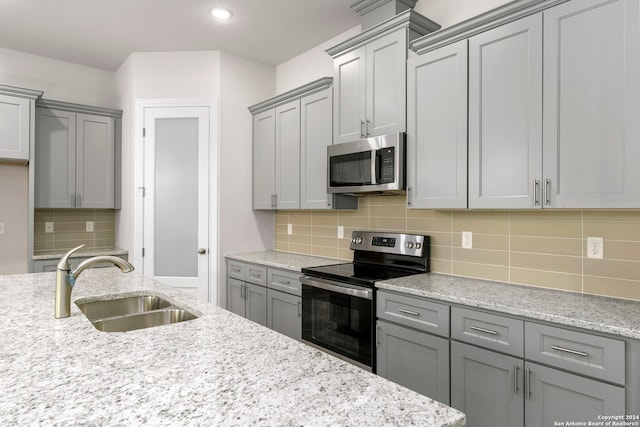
[142,106,209,300]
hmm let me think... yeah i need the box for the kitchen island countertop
[0,268,465,426]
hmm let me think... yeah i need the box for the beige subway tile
[294,225,312,236]
[34,209,54,222]
[54,239,94,250]
[510,236,582,256]
[431,245,452,261]
[452,261,509,282]
[584,259,640,282]
[370,218,406,232]
[288,243,312,255]
[275,232,289,244]
[312,246,339,259]
[56,222,86,233]
[583,276,640,301]
[453,212,509,234]
[407,217,452,233]
[289,212,312,226]
[95,231,114,241]
[275,213,289,225]
[422,232,453,247]
[468,234,509,251]
[94,221,115,231]
[452,247,509,266]
[312,226,337,238]
[583,221,640,241]
[95,238,115,248]
[338,216,369,228]
[370,204,407,219]
[312,215,338,227]
[510,219,582,238]
[510,252,581,275]
[290,234,312,245]
[369,195,406,206]
[509,210,582,221]
[34,232,53,243]
[312,236,338,248]
[274,240,289,251]
[583,210,640,222]
[94,210,116,220]
[54,210,94,222]
[56,231,93,241]
[407,209,453,219]
[34,241,54,252]
[337,247,353,260]
[430,259,452,274]
[275,224,288,235]
[604,240,640,262]
[510,268,582,292]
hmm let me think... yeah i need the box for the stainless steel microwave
[327,133,406,195]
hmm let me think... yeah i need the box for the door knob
[197,248,207,255]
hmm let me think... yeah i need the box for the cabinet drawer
[452,307,524,357]
[525,322,625,385]
[227,261,245,280]
[245,264,267,286]
[376,291,449,337]
[268,269,301,296]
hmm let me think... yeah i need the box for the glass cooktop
[301,263,419,288]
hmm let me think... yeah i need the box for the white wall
[0,47,117,107]
[415,0,513,28]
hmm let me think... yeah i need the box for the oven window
[302,285,372,367]
[329,151,372,187]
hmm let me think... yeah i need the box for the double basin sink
[75,293,198,332]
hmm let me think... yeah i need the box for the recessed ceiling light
[209,7,233,20]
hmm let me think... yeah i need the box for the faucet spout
[55,245,135,318]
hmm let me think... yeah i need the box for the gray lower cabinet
[33,253,129,272]
[376,319,450,404]
[525,361,625,426]
[227,277,267,327]
[266,288,301,340]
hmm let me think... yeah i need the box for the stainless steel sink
[75,293,198,332]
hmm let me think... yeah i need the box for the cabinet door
[366,30,407,137]
[274,100,300,209]
[450,341,524,427]
[525,362,625,427]
[468,14,543,209]
[376,320,450,405]
[35,108,76,208]
[0,94,30,161]
[543,0,640,208]
[253,109,276,210]
[266,289,301,340]
[300,88,332,209]
[76,113,115,208]
[407,40,468,209]
[245,283,267,327]
[227,277,246,317]
[333,46,366,144]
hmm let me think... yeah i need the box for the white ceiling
[0,0,361,71]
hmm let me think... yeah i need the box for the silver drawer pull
[470,325,499,335]
[279,280,290,285]
[397,308,420,316]
[549,345,589,357]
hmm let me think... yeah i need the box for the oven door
[301,276,373,371]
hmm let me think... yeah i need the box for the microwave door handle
[370,150,377,185]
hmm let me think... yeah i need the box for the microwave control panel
[377,147,395,184]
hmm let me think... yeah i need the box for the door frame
[133,98,218,304]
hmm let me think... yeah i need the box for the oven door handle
[300,276,373,300]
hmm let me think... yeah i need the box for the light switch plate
[0,222,5,235]
[45,222,54,233]
[287,224,292,235]
[337,226,344,239]
[86,221,94,232]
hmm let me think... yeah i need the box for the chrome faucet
[55,244,135,318]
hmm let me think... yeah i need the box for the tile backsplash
[275,196,640,302]
[34,209,116,253]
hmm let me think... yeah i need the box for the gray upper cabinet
[0,85,41,163]
[35,101,120,209]
[468,14,543,209]
[406,39,468,209]
[329,10,440,144]
[252,109,276,210]
[274,100,301,210]
[542,0,640,208]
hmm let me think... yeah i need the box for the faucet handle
[57,244,86,271]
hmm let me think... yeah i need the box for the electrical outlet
[587,237,604,259]
[0,222,5,235]
[45,222,54,233]
[462,231,473,249]
[337,226,344,239]
[287,224,292,235]
[86,221,94,232]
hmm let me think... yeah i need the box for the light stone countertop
[225,250,343,271]
[33,247,129,260]
[377,273,640,340]
[0,268,465,426]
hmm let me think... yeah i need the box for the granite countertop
[225,250,343,271]
[33,247,129,260]
[0,268,465,426]
[377,273,640,340]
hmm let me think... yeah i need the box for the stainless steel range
[300,231,430,372]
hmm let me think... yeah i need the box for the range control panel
[350,231,428,257]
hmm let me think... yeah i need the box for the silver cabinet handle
[279,280,290,285]
[525,367,532,399]
[297,301,302,317]
[300,276,372,300]
[376,325,381,347]
[366,119,371,137]
[397,308,420,316]
[534,180,540,206]
[76,194,82,208]
[469,325,498,335]
[549,345,589,357]
[197,248,207,255]
[514,365,520,395]
[71,193,76,208]
[360,120,365,138]
[240,284,246,299]
[544,178,551,206]
[407,187,412,206]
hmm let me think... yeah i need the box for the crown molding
[248,77,333,114]
[0,84,43,100]
[36,99,122,118]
